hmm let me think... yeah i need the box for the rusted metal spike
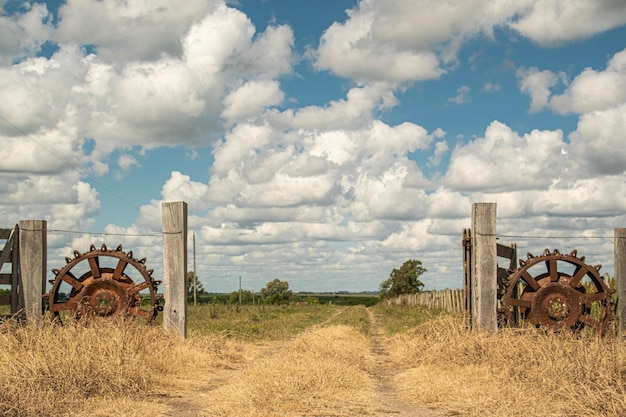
[139,258,146,264]
[65,257,72,264]
[569,249,578,258]
[553,249,560,255]
[115,244,123,252]
[527,252,534,259]
[146,269,154,277]
[52,268,60,275]
[519,259,527,267]
[101,243,108,251]
[580,256,585,262]
[542,249,550,256]
[127,250,133,258]
[90,244,96,252]
[73,250,81,258]
[594,264,602,272]
[48,279,55,285]
[153,280,162,286]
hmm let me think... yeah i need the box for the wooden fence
[380,289,464,313]
[0,225,19,315]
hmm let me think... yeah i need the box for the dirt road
[366,308,440,417]
[157,307,441,416]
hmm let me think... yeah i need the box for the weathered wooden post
[18,220,47,320]
[616,228,626,339]
[471,203,498,332]
[162,202,188,339]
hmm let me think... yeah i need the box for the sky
[0,0,625,294]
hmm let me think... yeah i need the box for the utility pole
[193,232,197,306]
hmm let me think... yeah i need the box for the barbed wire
[6,226,626,240]
[474,231,620,240]
[16,227,181,237]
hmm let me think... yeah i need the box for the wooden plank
[18,220,47,320]
[162,201,188,339]
[616,228,626,339]
[0,273,11,285]
[471,203,498,332]
[11,230,19,313]
[497,244,515,260]
[0,229,15,271]
[0,228,12,239]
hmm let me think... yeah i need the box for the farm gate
[0,225,20,316]
[463,227,517,329]
[0,201,190,338]
[465,203,626,337]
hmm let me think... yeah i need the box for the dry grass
[203,325,374,417]
[2,306,625,417]
[0,317,245,417]
[385,315,626,417]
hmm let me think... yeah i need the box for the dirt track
[366,308,440,417]
[157,308,441,417]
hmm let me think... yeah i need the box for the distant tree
[260,279,292,304]
[229,289,255,304]
[379,259,426,299]
[186,271,206,301]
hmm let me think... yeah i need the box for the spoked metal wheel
[45,244,162,323]
[501,249,613,332]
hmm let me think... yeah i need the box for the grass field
[0,304,624,416]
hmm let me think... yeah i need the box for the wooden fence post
[616,228,626,339]
[471,203,498,332]
[18,220,47,320]
[162,202,188,339]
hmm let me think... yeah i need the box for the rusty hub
[45,244,163,323]
[501,249,613,332]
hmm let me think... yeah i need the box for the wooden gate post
[471,203,498,332]
[162,202,188,339]
[616,228,626,339]
[18,220,47,320]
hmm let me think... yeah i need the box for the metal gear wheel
[45,244,162,323]
[500,249,613,332]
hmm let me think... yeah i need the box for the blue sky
[1,0,625,293]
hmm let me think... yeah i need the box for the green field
[195,292,380,306]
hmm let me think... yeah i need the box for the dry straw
[0,317,241,417]
[387,315,626,417]
[204,325,374,417]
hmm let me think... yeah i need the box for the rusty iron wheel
[501,249,613,332]
[45,244,162,323]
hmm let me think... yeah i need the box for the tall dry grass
[0,317,245,417]
[2,305,625,417]
[385,315,626,417]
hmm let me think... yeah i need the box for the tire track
[366,308,440,417]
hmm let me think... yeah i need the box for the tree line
[186,259,426,305]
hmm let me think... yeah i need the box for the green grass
[186,303,448,340]
[0,305,10,316]
[187,303,338,341]
[321,305,371,335]
[371,304,450,335]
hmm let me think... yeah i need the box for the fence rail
[380,289,464,313]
